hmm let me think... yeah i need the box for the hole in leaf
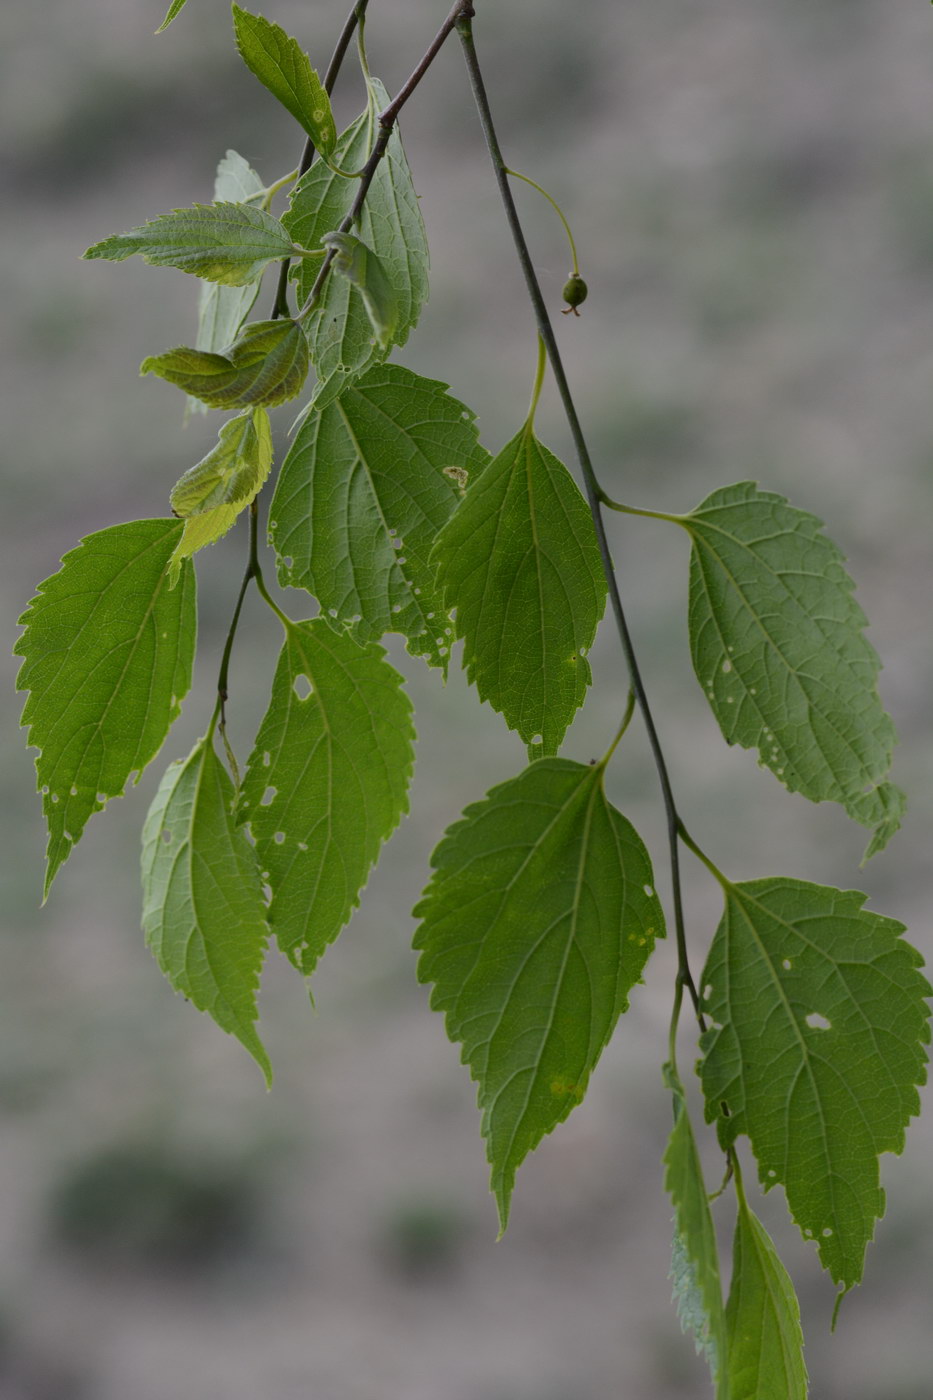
[805,1012,831,1031]
[643,884,654,898]
[161,828,172,844]
[260,787,277,807]
[293,675,313,701]
[721,660,732,674]
[530,734,543,745]
[262,752,271,767]
[297,842,308,852]
[703,985,713,1001]
[262,883,273,902]
[822,1227,833,1238]
[273,832,285,845]
[782,958,792,970]
[283,556,293,570]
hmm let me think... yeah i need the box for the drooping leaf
[188,152,266,415]
[141,736,271,1082]
[678,482,904,855]
[142,318,308,409]
[663,1063,727,1397]
[84,202,298,286]
[156,0,189,32]
[15,520,196,896]
[232,4,336,158]
[167,408,273,581]
[433,422,606,757]
[726,1183,808,1400]
[322,231,398,351]
[283,79,428,405]
[413,758,665,1229]
[270,364,489,670]
[238,619,415,977]
[699,877,930,1292]
[170,409,272,516]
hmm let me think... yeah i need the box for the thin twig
[457,12,705,1032]
[271,0,373,319]
[296,0,473,323]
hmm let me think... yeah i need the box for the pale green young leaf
[142,737,271,1083]
[170,409,272,516]
[433,423,606,757]
[699,878,930,1292]
[679,482,904,856]
[84,203,297,286]
[15,520,196,897]
[726,1187,807,1400]
[232,4,337,158]
[413,759,665,1229]
[189,152,265,415]
[238,620,415,977]
[663,1064,728,1397]
[156,0,189,32]
[270,364,489,671]
[167,408,273,581]
[322,231,398,352]
[142,318,308,409]
[283,79,428,404]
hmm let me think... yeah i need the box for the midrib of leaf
[42,536,177,787]
[686,519,883,790]
[493,772,601,1164]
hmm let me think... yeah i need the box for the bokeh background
[2,0,933,1396]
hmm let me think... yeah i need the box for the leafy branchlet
[15,3,929,1396]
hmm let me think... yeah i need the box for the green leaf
[663,1063,728,1397]
[679,482,904,856]
[15,520,196,896]
[433,422,607,757]
[322,231,398,352]
[156,0,189,32]
[413,758,665,1229]
[270,364,490,671]
[142,736,271,1082]
[188,152,266,416]
[232,4,336,158]
[726,1185,807,1400]
[84,203,297,286]
[699,877,930,1291]
[238,620,415,977]
[283,79,428,405]
[142,318,309,409]
[167,408,273,581]
[170,409,272,516]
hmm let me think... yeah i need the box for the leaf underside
[433,423,607,756]
[141,737,271,1082]
[168,407,273,580]
[238,619,415,977]
[682,482,904,856]
[699,877,930,1291]
[270,363,490,671]
[726,1189,808,1400]
[663,1064,727,1397]
[414,758,665,1229]
[189,151,265,415]
[142,317,308,409]
[15,519,196,895]
[84,202,295,285]
[283,78,428,405]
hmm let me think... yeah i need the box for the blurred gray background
[2,0,933,1396]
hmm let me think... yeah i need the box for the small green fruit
[561,272,588,315]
